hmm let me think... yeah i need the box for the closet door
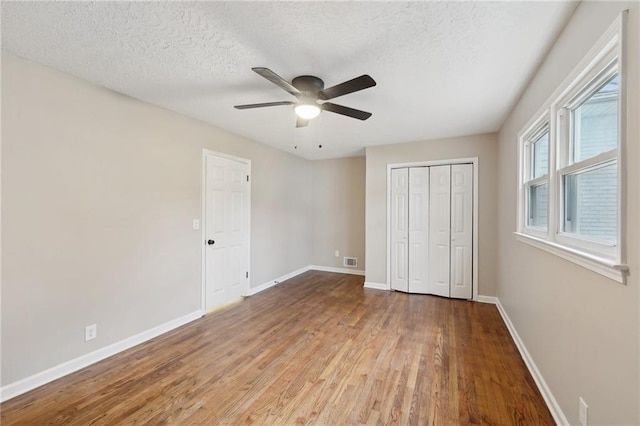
[450,164,473,299]
[408,167,429,293]
[390,168,409,292]
[428,165,451,297]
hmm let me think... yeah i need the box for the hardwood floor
[1,271,553,425]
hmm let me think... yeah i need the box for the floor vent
[343,257,357,268]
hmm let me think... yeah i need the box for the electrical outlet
[335,250,339,257]
[193,219,200,230]
[85,324,97,342]
[579,397,588,426]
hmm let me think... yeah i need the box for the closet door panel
[408,167,429,293]
[450,164,473,299]
[390,168,409,292]
[428,165,451,297]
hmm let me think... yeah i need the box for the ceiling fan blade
[252,67,301,98]
[234,101,295,110]
[296,117,309,128]
[322,102,372,120]
[318,75,376,100]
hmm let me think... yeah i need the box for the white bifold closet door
[408,167,430,294]
[428,165,451,297]
[390,163,473,299]
[449,164,473,298]
[390,168,409,292]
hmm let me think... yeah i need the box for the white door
[389,163,473,299]
[428,165,451,298]
[450,164,473,299]
[390,168,409,292]
[204,154,250,311]
[408,167,429,294]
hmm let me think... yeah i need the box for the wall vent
[343,257,357,268]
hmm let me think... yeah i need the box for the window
[516,13,628,283]
[556,64,619,256]
[562,162,617,242]
[569,74,619,163]
[522,121,550,232]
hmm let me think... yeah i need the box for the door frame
[201,149,252,313]
[385,157,479,300]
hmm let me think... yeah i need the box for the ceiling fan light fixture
[295,103,321,120]
[235,68,376,126]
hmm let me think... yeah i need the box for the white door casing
[428,165,451,298]
[408,167,430,294]
[204,153,250,311]
[390,168,409,292]
[450,164,473,299]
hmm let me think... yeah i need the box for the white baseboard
[476,295,498,304]
[364,281,389,290]
[0,275,567,426]
[0,310,202,403]
[2,263,357,402]
[494,299,569,425]
[246,266,311,296]
[309,265,365,276]
[247,265,366,297]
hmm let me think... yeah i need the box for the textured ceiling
[1,1,577,160]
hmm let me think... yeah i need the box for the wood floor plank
[1,271,554,425]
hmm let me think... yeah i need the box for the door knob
[207,239,215,245]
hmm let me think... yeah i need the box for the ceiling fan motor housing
[291,75,325,94]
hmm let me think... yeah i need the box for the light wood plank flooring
[1,271,553,425]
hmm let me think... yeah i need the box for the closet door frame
[385,157,479,301]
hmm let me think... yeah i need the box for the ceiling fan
[234,67,376,127]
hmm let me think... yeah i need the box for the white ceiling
[1,1,577,160]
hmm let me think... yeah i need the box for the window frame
[515,12,628,284]
[555,60,619,259]
[519,115,550,239]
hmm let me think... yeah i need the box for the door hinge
[246,175,250,182]
[246,271,249,278]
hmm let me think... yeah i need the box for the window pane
[563,162,617,242]
[527,183,548,228]
[571,74,618,163]
[532,130,549,179]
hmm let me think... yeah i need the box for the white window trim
[515,11,629,284]
[514,232,628,283]
[518,112,550,240]
[518,112,551,238]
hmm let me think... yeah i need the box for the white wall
[1,53,315,385]
[364,134,499,296]
[1,52,371,390]
[496,2,639,424]
[311,157,365,270]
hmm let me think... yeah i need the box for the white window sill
[514,232,628,284]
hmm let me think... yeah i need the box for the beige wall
[1,53,317,385]
[364,134,498,296]
[310,157,365,270]
[496,2,639,424]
